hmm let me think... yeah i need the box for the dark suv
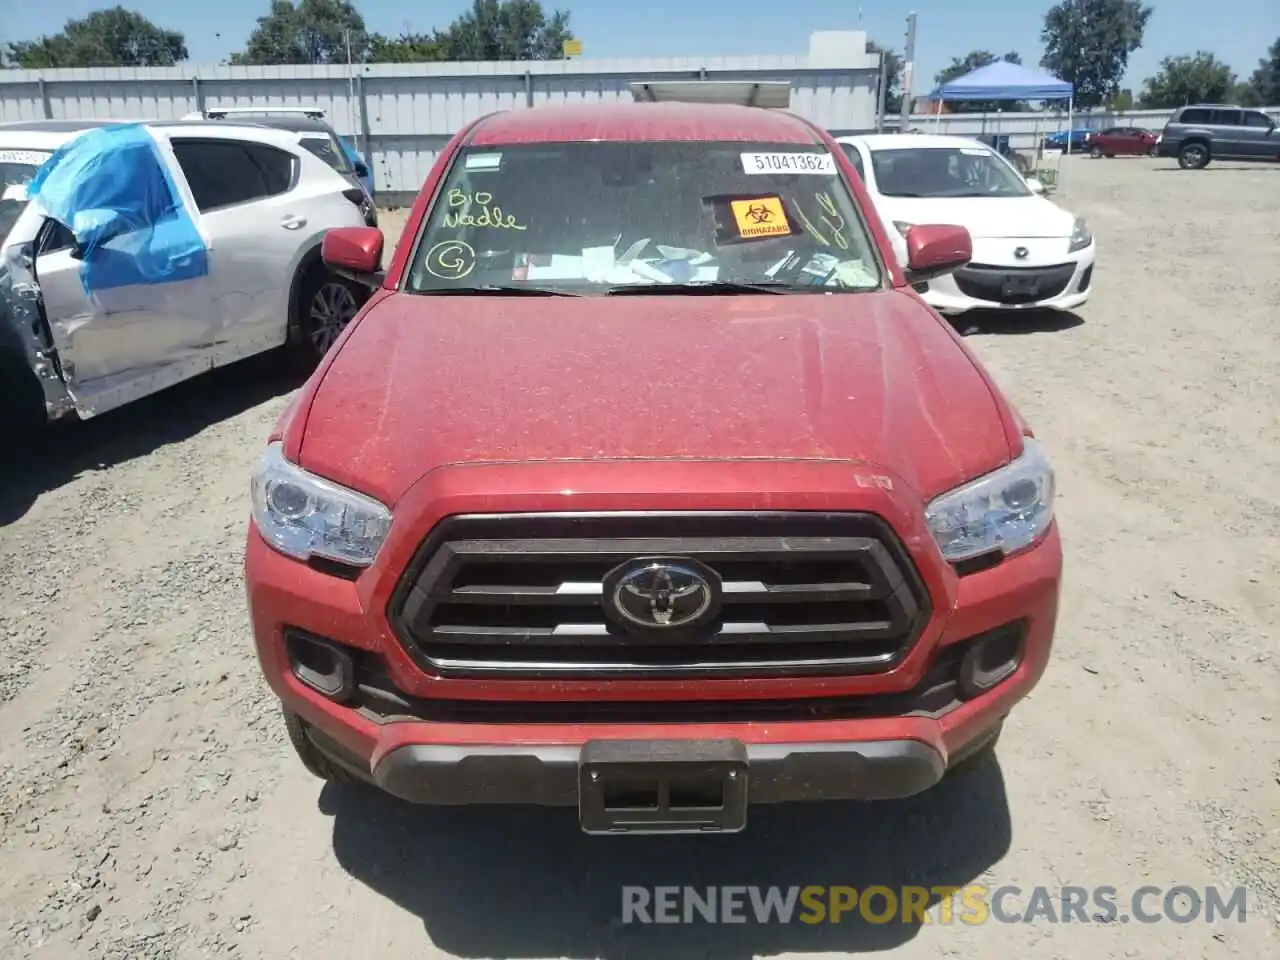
[1155,104,1280,169]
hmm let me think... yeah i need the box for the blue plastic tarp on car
[26,123,208,295]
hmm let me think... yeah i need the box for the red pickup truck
[243,99,1062,836]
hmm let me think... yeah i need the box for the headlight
[1068,216,1092,253]
[249,441,392,567]
[924,437,1055,563]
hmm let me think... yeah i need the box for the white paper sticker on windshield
[960,146,990,156]
[2,183,28,202]
[465,152,502,171]
[741,152,836,175]
[0,150,51,166]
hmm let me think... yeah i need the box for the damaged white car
[0,119,373,435]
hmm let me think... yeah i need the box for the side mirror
[902,223,972,285]
[322,226,384,288]
[352,159,370,178]
[1025,177,1046,195]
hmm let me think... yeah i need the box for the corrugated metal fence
[0,56,881,198]
[3,57,1276,200]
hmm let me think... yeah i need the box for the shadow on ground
[322,756,1011,958]
[1152,165,1280,173]
[953,309,1084,337]
[0,354,304,526]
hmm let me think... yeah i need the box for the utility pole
[875,54,888,132]
[899,11,917,133]
[344,29,356,139]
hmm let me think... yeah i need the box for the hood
[879,195,1076,240]
[298,292,1014,505]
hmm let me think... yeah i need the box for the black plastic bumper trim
[371,737,946,807]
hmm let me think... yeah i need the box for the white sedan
[835,133,1095,316]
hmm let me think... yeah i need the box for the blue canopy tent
[928,61,1075,178]
[932,60,1073,104]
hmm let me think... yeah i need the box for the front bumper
[301,706,1006,809]
[246,484,1061,811]
[921,242,1096,316]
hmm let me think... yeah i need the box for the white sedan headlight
[924,437,1056,563]
[1068,217,1092,253]
[250,441,392,567]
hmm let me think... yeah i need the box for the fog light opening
[286,631,356,703]
[957,624,1025,700]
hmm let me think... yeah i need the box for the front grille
[388,513,930,681]
[953,262,1076,304]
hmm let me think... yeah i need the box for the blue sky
[4,0,1276,91]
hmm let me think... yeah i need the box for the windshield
[0,150,52,241]
[404,141,884,295]
[870,146,1031,199]
[299,135,353,174]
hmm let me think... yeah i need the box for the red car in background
[1087,126,1158,157]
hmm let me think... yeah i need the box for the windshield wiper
[606,280,802,296]
[421,284,583,297]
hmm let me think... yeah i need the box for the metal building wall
[0,48,881,200]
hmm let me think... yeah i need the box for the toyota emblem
[604,558,720,631]
[1014,246,1029,260]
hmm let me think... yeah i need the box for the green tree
[1233,82,1264,107]
[1040,0,1153,109]
[4,6,187,68]
[230,0,368,65]
[366,31,443,64]
[1139,51,1236,108]
[933,50,1024,113]
[1242,37,1280,106]
[1106,88,1135,110]
[866,42,903,114]
[433,0,574,61]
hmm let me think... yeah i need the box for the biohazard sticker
[730,196,791,239]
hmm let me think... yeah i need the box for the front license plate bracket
[578,739,749,835]
[1003,275,1040,296]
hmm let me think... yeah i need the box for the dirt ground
[1,156,1277,960]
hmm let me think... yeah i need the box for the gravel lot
[1,156,1277,960]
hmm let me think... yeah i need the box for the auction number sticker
[741,152,836,175]
[0,150,51,166]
